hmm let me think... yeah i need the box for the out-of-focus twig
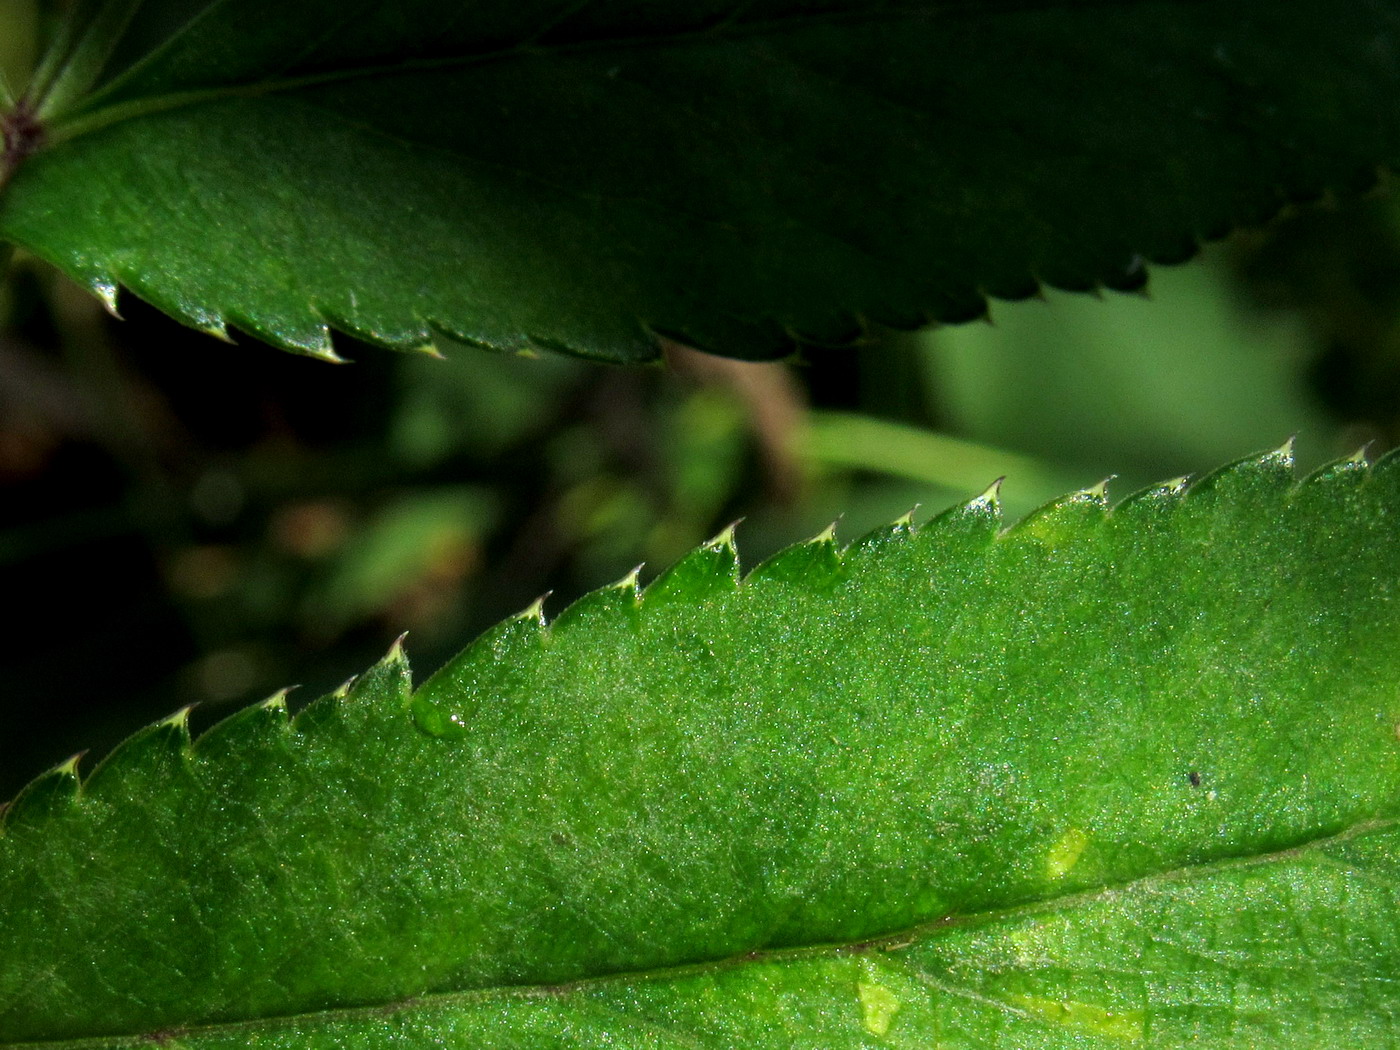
[661,340,808,505]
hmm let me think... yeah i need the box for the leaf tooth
[612,563,644,595]
[1,752,85,831]
[412,596,550,740]
[195,689,293,759]
[1187,440,1297,501]
[643,521,742,604]
[1300,446,1371,488]
[409,339,447,360]
[258,686,293,712]
[80,709,195,802]
[914,478,1003,550]
[296,637,413,738]
[356,633,414,698]
[313,635,409,710]
[516,592,551,628]
[708,519,742,552]
[226,305,344,361]
[980,476,1006,503]
[158,704,195,741]
[748,521,843,588]
[197,318,234,343]
[847,509,917,560]
[1082,476,1115,503]
[454,594,549,662]
[552,568,643,633]
[84,274,121,318]
[1113,475,1191,521]
[1007,479,1111,543]
[293,338,349,365]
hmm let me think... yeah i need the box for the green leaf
[4,445,1400,1047]
[0,2,1398,361]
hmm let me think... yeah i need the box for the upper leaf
[3,446,1400,1047]
[0,2,1397,360]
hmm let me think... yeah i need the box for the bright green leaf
[4,446,1400,1046]
[0,3,1398,360]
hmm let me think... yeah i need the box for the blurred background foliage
[3,2,1400,798]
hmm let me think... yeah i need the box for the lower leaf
[2,447,1398,1047]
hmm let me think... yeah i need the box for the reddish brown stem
[0,99,44,194]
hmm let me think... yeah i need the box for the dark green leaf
[3,446,1400,1046]
[0,2,1397,360]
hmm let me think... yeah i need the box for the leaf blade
[3,1,1398,359]
[3,447,1400,1045]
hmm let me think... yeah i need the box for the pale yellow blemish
[857,978,901,1037]
[1009,994,1144,1042]
[1045,828,1090,879]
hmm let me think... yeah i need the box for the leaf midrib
[8,815,1391,1050]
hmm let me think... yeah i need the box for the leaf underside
[3,447,1400,1047]
[1,2,1398,361]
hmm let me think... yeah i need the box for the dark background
[3,183,1398,800]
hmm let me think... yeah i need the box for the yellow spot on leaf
[1045,827,1090,878]
[857,978,901,1037]
[1009,994,1144,1042]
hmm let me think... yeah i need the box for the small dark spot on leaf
[550,831,572,847]
[1188,771,1202,788]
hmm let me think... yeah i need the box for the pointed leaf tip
[158,705,195,737]
[1083,476,1115,502]
[53,752,85,778]
[976,477,1005,507]
[707,519,742,552]
[89,276,120,318]
[517,593,550,625]
[611,564,643,593]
